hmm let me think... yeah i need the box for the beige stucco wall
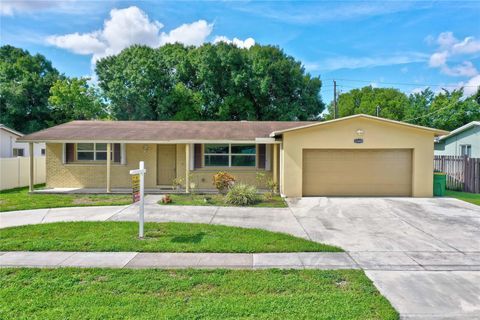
[281,117,435,197]
[46,143,158,188]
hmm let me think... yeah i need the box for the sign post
[130,161,146,238]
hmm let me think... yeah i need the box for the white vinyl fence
[0,156,45,190]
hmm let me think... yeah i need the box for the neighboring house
[19,114,447,197]
[0,124,45,158]
[435,121,480,158]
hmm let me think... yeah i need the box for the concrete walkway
[0,251,358,269]
[0,196,309,238]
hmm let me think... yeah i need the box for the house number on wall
[354,138,364,144]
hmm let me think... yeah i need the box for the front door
[157,145,176,185]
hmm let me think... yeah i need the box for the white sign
[130,161,146,238]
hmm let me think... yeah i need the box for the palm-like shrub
[225,183,258,206]
[213,172,236,194]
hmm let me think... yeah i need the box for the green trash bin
[433,172,446,196]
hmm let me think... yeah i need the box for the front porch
[28,141,280,194]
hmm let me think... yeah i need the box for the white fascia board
[255,137,278,143]
[21,139,266,144]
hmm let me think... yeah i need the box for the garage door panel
[302,149,412,196]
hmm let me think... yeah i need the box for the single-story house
[0,124,45,158]
[435,121,479,158]
[19,114,448,197]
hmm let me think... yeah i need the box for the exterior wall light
[143,145,149,152]
[356,129,365,136]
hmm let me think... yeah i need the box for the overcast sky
[1,0,479,103]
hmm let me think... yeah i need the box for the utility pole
[333,80,337,119]
[376,105,380,117]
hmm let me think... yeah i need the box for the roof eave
[18,138,282,144]
[270,114,449,137]
[0,125,24,137]
[438,121,479,141]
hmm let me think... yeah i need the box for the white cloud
[1,0,62,16]
[0,0,96,16]
[213,36,255,49]
[306,52,427,72]
[441,61,478,77]
[452,37,480,55]
[160,20,213,47]
[428,31,480,78]
[233,2,418,24]
[102,7,163,54]
[437,31,457,48]
[47,6,166,62]
[460,74,480,96]
[429,51,448,67]
[46,6,253,65]
[47,32,106,55]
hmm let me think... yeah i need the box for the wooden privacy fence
[0,156,46,191]
[434,156,480,193]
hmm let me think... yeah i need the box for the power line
[403,104,454,122]
[323,78,479,88]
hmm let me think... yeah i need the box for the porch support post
[273,143,278,193]
[29,142,34,192]
[185,144,190,193]
[106,143,111,193]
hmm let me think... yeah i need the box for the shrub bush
[263,192,273,201]
[171,177,184,191]
[161,194,172,204]
[213,172,236,194]
[255,172,278,194]
[225,183,259,206]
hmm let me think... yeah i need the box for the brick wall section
[46,143,157,189]
[189,169,273,189]
[46,143,272,190]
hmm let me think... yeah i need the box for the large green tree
[48,77,108,121]
[328,85,480,130]
[0,45,60,133]
[95,45,173,120]
[95,43,325,121]
[428,88,480,131]
[325,86,409,120]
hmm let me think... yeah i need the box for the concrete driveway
[288,197,480,319]
[1,196,479,318]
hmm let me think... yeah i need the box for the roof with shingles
[18,120,317,142]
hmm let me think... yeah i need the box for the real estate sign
[129,161,146,238]
[132,175,140,203]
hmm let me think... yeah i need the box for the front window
[76,143,111,161]
[231,144,256,166]
[460,145,471,157]
[13,148,24,157]
[204,144,256,167]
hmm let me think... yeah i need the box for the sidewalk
[0,251,358,269]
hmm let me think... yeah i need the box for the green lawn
[0,268,398,320]
[0,221,341,253]
[0,185,131,212]
[158,193,288,208]
[446,190,480,206]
